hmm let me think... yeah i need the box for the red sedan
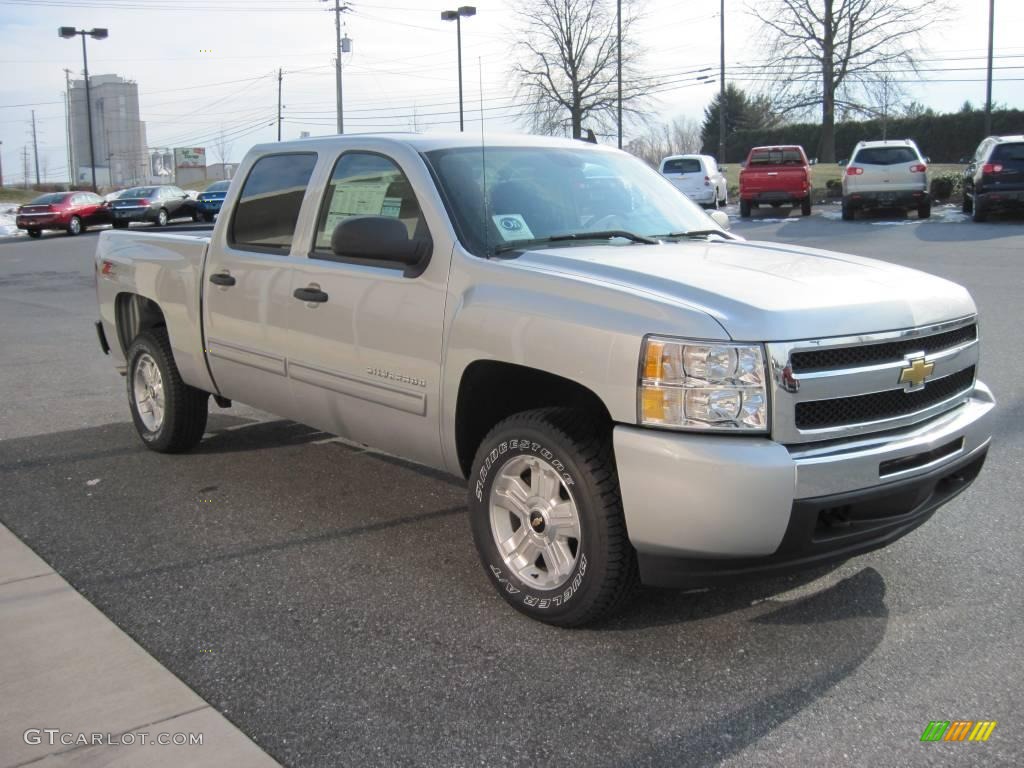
[16,191,110,238]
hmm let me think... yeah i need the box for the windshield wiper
[658,229,731,240]
[493,229,658,254]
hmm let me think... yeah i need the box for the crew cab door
[285,149,447,466]
[203,152,318,417]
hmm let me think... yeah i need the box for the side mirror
[708,209,731,231]
[331,216,430,271]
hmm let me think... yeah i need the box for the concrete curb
[0,524,281,768]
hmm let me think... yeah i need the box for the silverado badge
[899,356,934,390]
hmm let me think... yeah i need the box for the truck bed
[94,228,217,395]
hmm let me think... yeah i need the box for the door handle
[209,272,236,287]
[293,286,329,303]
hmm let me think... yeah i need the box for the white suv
[841,140,930,220]
[659,154,728,209]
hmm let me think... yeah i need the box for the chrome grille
[767,316,979,445]
[789,324,977,372]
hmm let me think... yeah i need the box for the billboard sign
[174,147,206,169]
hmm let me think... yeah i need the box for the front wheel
[112,220,128,229]
[126,329,209,453]
[202,212,214,223]
[468,408,637,627]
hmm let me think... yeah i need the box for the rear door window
[230,153,318,252]
[852,147,919,165]
[662,158,702,174]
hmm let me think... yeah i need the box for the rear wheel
[801,197,812,216]
[156,208,169,227]
[27,229,41,239]
[126,329,209,453]
[841,199,854,221]
[972,199,988,223]
[739,199,751,218]
[918,202,931,219]
[468,408,637,627]
[962,195,973,214]
[67,216,82,236]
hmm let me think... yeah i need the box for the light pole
[441,6,476,132]
[59,26,107,191]
[617,0,622,148]
[718,0,726,163]
[985,0,995,136]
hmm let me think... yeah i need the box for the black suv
[962,135,1024,222]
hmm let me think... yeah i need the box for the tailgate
[742,167,807,194]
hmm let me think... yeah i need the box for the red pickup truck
[738,145,812,218]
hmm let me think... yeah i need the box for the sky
[0,0,1021,185]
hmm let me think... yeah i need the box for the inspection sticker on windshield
[492,214,534,242]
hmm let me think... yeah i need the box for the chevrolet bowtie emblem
[899,357,934,389]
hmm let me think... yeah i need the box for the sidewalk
[0,524,281,768]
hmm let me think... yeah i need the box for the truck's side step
[213,395,232,408]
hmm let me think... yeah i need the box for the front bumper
[613,382,995,587]
[198,200,223,213]
[744,191,808,204]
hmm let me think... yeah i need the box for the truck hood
[512,239,976,341]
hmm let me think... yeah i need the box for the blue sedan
[196,180,231,222]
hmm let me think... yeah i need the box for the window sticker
[492,214,534,242]
[381,196,403,218]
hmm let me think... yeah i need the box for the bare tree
[750,0,948,162]
[625,117,702,167]
[212,127,233,179]
[512,0,651,139]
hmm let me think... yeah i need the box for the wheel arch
[453,360,612,478]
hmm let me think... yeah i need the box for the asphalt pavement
[0,212,1022,767]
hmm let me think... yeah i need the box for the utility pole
[0,141,4,188]
[985,0,995,136]
[64,69,74,186]
[323,1,350,134]
[22,146,30,189]
[31,110,41,185]
[718,0,726,163]
[277,68,283,141]
[616,0,622,148]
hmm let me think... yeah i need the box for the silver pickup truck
[94,133,994,626]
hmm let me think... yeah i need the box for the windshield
[424,145,713,256]
[205,181,231,192]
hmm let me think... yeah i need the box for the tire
[67,216,82,236]
[468,407,637,627]
[841,199,854,221]
[156,208,169,227]
[962,195,973,214]
[739,199,751,218]
[126,329,209,453]
[801,197,812,216]
[202,212,214,223]
[27,229,41,239]
[918,202,931,219]
[972,199,988,223]
[112,220,128,229]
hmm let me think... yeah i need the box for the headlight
[639,336,769,432]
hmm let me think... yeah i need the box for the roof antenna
[479,56,489,257]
